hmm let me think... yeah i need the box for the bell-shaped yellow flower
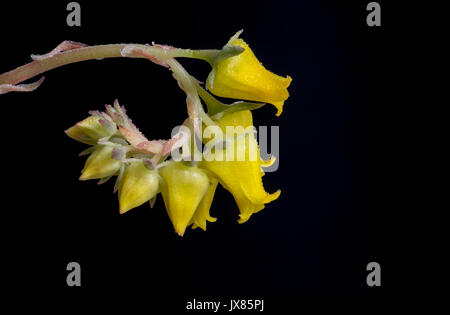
[159,161,210,236]
[79,145,122,180]
[118,160,159,214]
[65,116,116,145]
[206,33,292,116]
[200,110,280,223]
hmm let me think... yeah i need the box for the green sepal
[211,45,244,65]
[196,83,265,116]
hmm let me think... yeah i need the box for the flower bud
[80,145,122,181]
[65,116,116,145]
[118,160,159,214]
[159,161,210,236]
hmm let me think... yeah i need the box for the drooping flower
[159,161,210,236]
[118,160,159,214]
[79,145,122,180]
[65,115,117,145]
[200,110,280,223]
[206,31,292,116]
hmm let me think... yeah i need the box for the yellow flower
[65,116,116,145]
[79,145,122,180]
[206,32,292,116]
[159,161,210,236]
[200,110,280,223]
[118,160,159,214]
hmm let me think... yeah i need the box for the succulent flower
[118,160,159,214]
[206,31,292,116]
[200,110,280,223]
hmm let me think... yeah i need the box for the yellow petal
[260,156,276,168]
[216,110,253,132]
[191,177,218,231]
[118,160,159,214]
[79,145,122,180]
[236,202,265,224]
[206,37,292,116]
[202,110,253,144]
[159,161,210,236]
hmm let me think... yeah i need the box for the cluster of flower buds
[64,31,292,236]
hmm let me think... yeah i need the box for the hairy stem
[0,44,218,86]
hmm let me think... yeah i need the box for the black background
[1,0,397,306]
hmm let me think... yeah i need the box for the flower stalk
[0,43,220,87]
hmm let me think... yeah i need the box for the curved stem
[0,44,218,86]
[166,58,218,127]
